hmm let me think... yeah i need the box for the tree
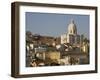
[83,38,89,44]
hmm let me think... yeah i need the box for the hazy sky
[26,12,89,39]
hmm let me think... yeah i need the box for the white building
[61,34,67,44]
[61,19,83,46]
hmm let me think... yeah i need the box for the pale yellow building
[46,51,60,60]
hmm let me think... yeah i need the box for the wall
[0,0,100,80]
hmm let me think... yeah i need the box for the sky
[26,12,89,39]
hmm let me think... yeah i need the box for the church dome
[68,19,77,35]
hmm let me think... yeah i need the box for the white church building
[61,19,84,46]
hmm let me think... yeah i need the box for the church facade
[61,20,84,46]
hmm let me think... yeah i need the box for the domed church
[61,19,83,46]
[68,19,77,35]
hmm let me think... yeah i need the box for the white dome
[68,20,77,35]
